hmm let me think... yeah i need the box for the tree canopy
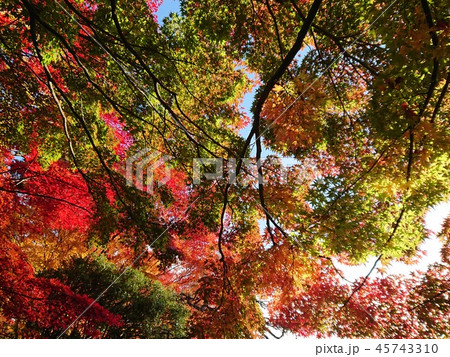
[0,0,449,338]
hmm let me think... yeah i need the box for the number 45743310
[375,344,438,354]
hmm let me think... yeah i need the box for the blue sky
[156,0,180,23]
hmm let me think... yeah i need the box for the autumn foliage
[0,0,449,338]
